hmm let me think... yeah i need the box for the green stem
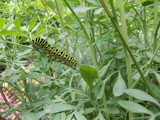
[152,0,159,52]
[118,0,133,119]
[55,0,69,54]
[63,0,98,69]
[99,0,156,98]
[63,0,109,119]
[143,7,149,45]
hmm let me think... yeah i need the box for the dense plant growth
[0,0,160,120]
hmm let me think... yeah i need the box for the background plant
[0,0,160,120]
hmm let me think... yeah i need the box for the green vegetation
[0,0,160,120]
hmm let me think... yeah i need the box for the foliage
[0,0,160,119]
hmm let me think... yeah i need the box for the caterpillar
[32,38,78,69]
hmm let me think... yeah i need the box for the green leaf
[34,23,46,36]
[74,111,87,120]
[14,19,21,31]
[0,18,5,29]
[149,81,160,98]
[94,8,103,14]
[84,108,95,114]
[113,71,126,96]
[146,51,160,63]
[73,7,96,13]
[79,65,98,90]
[101,107,119,114]
[119,100,153,115]
[151,70,160,84]
[17,49,32,57]
[142,0,154,6]
[54,113,61,120]
[99,59,113,78]
[0,30,20,35]
[46,0,56,10]
[116,51,125,59]
[22,110,38,120]
[86,0,98,5]
[125,89,160,107]
[28,18,37,32]
[0,43,5,49]
[10,75,21,84]
[94,112,105,120]
[94,72,116,99]
[61,112,66,120]
[37,104,75,118]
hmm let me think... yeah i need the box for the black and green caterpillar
[32,38,78,69]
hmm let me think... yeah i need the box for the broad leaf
[79,65,98,90]
[22,110,38,120]
[113,71,126,96]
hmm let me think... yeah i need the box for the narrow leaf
[35,23,46,36]
[0,30,20,35]
[14,19,21,31]
[37,104,75,118]
[151,70,160,84]
[0,18,5,29]
[74,111,87,120]
[119,101,153,115]
[125,89,160,107]
[101,107,119,114]
[99,59,113,78]
[86,0,98,5]
[28,18,37,32]
[73,7,96,13]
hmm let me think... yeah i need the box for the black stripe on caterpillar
[32,38,78,69]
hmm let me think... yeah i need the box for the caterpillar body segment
[32,38,78,68]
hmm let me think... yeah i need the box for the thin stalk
[109,0,118,23]
[63,0,98,69]
[118,0,133,119]
[142,7,149,45]
[55,0,69,54]
[152,0,159,52]
[63,0,109,119]
[99,0,157,98]
[131,43,160,89]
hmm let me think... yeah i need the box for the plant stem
[63,0,109,119]
[99,0,157,98]
[117,0,133,119]
[55,0,69,54]
[63,0,98,69]
[152,0,159,52]
[142,7,149,46]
